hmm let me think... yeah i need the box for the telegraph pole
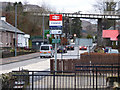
[15,4,17,56]
[42,14,45,44]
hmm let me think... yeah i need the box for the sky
[0,0,97,13]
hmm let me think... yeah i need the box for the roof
[0,20,24,34]
[32,38,48,42]
[102,30,120,41]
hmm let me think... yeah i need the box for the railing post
[93,66,94,89]
[75,71,76,90]
[53,71,55,90]
[96,67,98,90]
[118,66,120,84]
[32,72,34,90]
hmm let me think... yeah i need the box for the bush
[10,49,15,52]
[1,70,29,89]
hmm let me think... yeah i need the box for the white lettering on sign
[52,15,60,20]
[49,21,62,26]
[50,30,62,34]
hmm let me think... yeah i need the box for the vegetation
[86,34,93,39]
[4,2,54,36]
[93,0,118,29]
[1,70,29,89]
[71,18,82,38]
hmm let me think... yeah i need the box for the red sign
[49,14,62,21]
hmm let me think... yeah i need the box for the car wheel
[52,54,54,57]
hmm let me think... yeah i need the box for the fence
[4,65,120,90]
[50,53,120,71]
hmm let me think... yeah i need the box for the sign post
[49,14,62,71]
[54,35,57,71]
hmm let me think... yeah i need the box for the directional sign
[52,39,61,44]
[50,30,62,34]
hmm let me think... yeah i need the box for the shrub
[1,69,29,89]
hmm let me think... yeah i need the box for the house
[0,17,30,48]
[31,37,48,50]
[102,30,120,46]
[23,4,42,12]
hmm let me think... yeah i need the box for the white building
[18,34,30,47]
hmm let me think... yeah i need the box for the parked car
[40,44,54,58]
[104,47,112,53]
[65,45,74,50]
[57,46,67,53]
[79,46,87,50]
[108,49,119,54]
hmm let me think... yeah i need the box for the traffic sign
[44,30,51,38]
[50,30,62,34]
[46,34,50,37]
[52,39,61,43]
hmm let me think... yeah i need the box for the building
[102,30,120,46]
[30,36,48,50]
[0,2,14,12]
[0,18,30,48]
[23,4,42,12]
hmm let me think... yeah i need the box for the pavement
[0,52,40,65]
[0,52,50,74]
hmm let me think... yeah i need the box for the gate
[6,65,120,90]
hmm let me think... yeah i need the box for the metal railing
[5,65,120,90]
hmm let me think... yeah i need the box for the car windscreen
[41,46,49,50]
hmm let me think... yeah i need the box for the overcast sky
[0,0,97,13]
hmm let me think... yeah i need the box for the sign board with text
[49,14,62,29]
[52,39,61,44]
[50,30,62,34]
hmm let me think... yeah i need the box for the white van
[40,44,54,58]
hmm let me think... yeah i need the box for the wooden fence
[50,53,120,71]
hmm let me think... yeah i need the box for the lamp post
[15,4,17,56]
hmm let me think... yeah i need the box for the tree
[4,1,56,36]
[86,34,93,39]
[93,0,117,29]
[93,0,117,14]
[71,18,82,38]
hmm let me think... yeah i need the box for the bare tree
[93,0,117,14]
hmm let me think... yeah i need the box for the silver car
[40,44,54,58]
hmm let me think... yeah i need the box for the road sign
[44,30,51,38]
[49,14,62,28]
[75,38,93,46]
[50,30,62,34]
[46,34,50,37]
[52,39,61,43]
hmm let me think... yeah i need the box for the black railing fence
[5,65,120,90]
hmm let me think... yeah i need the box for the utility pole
[15,4,17,56]
[42,14,45,44]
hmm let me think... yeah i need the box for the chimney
[1,16,6,22]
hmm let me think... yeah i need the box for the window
[41,46,49,50]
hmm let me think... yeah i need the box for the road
[0,46,89,74]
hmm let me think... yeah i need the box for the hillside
[81,20,97,37]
